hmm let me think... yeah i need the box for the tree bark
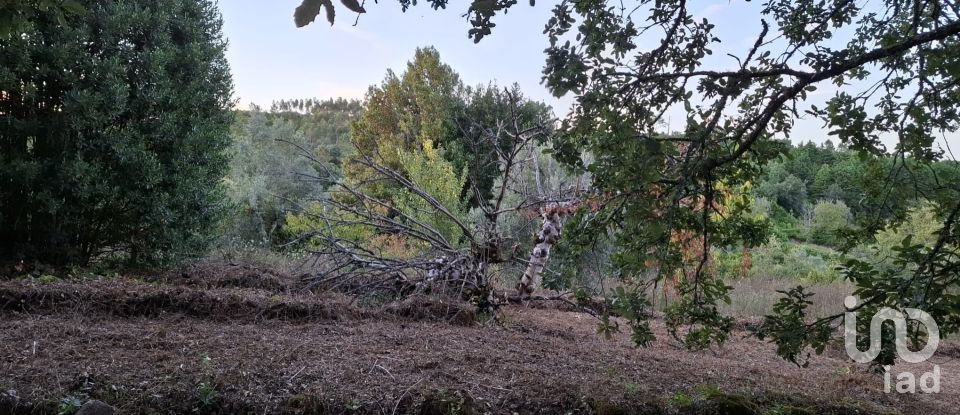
[517,208,564,297]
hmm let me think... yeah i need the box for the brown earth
[0,264,957,414]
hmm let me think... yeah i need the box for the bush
[0,0,233,265]
[849,202,944,276]
[807,200,852,246]
[753,197,805,241]
[713,248,747,280]
[748,240,841,283]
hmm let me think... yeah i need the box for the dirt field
[1,262,957,414]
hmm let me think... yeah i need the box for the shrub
[748,240,841,283]
[850,202,945,276]
[753,197,805,241]
[807,200,852,246]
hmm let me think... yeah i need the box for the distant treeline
[756,139,960,226]
[223,98,362,247]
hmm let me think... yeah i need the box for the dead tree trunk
[517,202,575,297]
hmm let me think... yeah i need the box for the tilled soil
[0,266,956,414]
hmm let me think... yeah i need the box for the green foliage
[757,140,959,227]
[595,286,657,346]
[294,0,365,27]
[756,162,808,216]
[0,0,86,38]
[748,240,841,283]
[196,381,218,409]
[346,48,550,209]
[57,396,83,415]
[223,107,320,247]
[269,97,360,170]
[293,0,521,43]
[222,99,359,250]
[753,197,805,241]
[712,250,739,280]
[620,297,656,347]
[0,0,234,265]
[195,353,219,410]
[285,202,377,249]
[290,48,553,260]
[851,203,945,276]
[456,84,552,207]
[546,209,616,292]
[664,292,734,351]
[349,47,461,171]
[393,143,468,246]
[296,0,960,369]
[873,203,942,254]
[36,274,60,283]
[755,286,832,367]
[669,392,693,408]
[808,200,852,247]
[345,47,464,205]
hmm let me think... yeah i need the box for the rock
[76,400,115,415]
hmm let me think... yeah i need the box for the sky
[218,0,573,111]
[217,1,959,155]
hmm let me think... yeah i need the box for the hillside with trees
[2,0,960,414]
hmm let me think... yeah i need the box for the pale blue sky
[219,0,574,111]
[218,1,958,154]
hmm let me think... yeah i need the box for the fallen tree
[291,89,588,312]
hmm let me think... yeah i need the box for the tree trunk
[517,208,564,296]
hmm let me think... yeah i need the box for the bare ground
[0,263,956,414]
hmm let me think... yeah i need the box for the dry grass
[721,276,854,319]
[637,273,852,319]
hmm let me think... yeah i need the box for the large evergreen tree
[0,0,233,265]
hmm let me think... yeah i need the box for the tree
[861,202,945,275]
[784,142,818,186]
[347,48,552,209]
[756,162,808,216]
[0,0,234,265]
[294,0,960,367]
[456,84,553,207]
[0,0,85,38]
[535,0,960,361]
[224,107,320,247]
[810,164,834,201]
[346,47,465,202]
[291,89,559,310]
[286,49,566,307]
[392,141,468,247]
[808,200,853,247]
